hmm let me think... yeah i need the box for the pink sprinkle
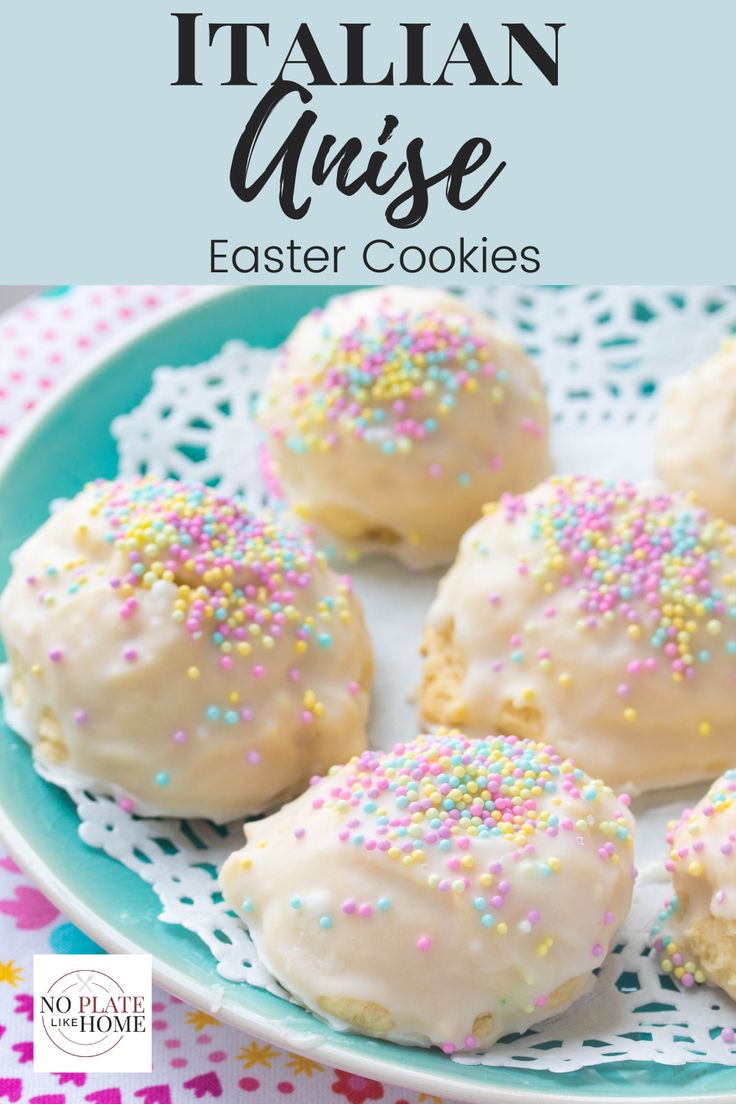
[246,749,261,765]
[123,647,138,662]
[417,935,431,951]
[119,797,134,813]
[358,903,373,918]
[74,710,88,726]
[722,1028,735,1044]
[252,665,265,679]
[593,943,603,957]
[341,899,356,914]
[48,647,63,662]
[173,730,188,744]
[293,827,305,840]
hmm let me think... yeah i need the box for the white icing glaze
[668,772,736,922]
[652,771,736,997]
[220,731,635,1051]
[259,287,550,570]
[655,340,736,523]
[423,475,736,793]
[0,479,372,822]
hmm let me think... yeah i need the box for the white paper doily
[7,286,736,1072]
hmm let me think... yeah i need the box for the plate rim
[0,285,733,1104]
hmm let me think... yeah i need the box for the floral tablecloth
[0,286,446,1104]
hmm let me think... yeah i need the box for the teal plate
[0,287,734,1104]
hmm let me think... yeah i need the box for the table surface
[0,285,443,1104]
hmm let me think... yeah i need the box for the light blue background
[1,0,734,283]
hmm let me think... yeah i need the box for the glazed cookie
[0,477,372,822]
[652,770,736,997]
[221,731,635,1051]
[259,287,550,569]
[655,340,736,522]
[421,475,736,793]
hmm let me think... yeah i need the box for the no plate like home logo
[34,954,153,1072]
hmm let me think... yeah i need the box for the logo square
[33,954,153,1073]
